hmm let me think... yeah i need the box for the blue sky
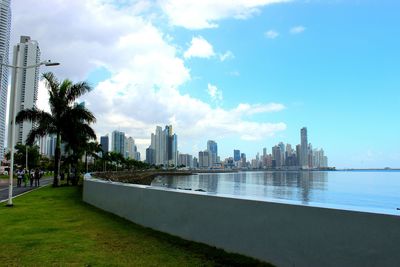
[165,0,400,168]
[12,0,400,168]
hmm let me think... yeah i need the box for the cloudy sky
[9,0,400,168]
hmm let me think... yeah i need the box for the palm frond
[42,72,60,93]
[66,81,92,103]
[69,104,96,124]
[16,108,52,124]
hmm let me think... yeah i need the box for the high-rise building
[145,147,155,165]
[198,150,210,169]
[8,36,40,148]
[112,130,125,156]
[240,153,246,167]
[154,126,164,165]
[126,136,138,159]
[148,125,178,167]
[278,142,285,166]
[207,140,218,166]
[300,127,308,169]
[296,144,301,166]
[233,149,240,162]
[0,0,11,161]
[178,153,193,168]
[272,145,282,168]
[100,135,109,153]
[165,125,177,166]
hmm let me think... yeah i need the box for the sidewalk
[0,177,53,203]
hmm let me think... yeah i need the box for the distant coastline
[337,168,400,171]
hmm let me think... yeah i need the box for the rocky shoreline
[92,170,193,185]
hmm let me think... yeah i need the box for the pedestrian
[30,169,35,187]
[23,168,28,187]
[34,168,40,187]
[16,168,23,187]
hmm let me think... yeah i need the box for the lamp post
[2,60,59,207]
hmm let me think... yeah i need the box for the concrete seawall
[83,176,400,267]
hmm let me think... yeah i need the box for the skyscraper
[126,136,137,159]
[0,0,11,161]
[100,135,109,153]
[8,36,40,149]
[300,127,309,169]
[112,130,125,156]
[165,125,177,166]
[233,149,240,162]
[149,125,178,167]
[207,140,218,166]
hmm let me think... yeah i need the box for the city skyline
[4,1,400,168]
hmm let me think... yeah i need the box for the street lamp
[1,60,60,207]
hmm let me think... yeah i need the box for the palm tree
[15,72,96,187]
[84,141,102,172]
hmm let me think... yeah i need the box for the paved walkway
[0,177,53,203]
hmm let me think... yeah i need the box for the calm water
[151,171,400,215]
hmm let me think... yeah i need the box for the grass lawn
[0,174,11,179]
[0,185,272,266]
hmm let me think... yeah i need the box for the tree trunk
[85,151,88,173]
[53,132,61,187]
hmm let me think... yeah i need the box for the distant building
[145,147,155,165]
[272,145,282,168]
[199,150,210,169]
[178,153,193,168]
[100,135,109,153]
[240,153,246,167]
[147,125,177,167]
[8,36,40,148]
[300,127,309,169]
[193,157,198,168]
[233,149,240,162]
[112,130,125,156]
[296,144,301,166]
[207,140,218,166]
[125,136,137,159]
[278,142,285,165]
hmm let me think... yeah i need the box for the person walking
[16,168,23,187]
[34,168,40,187]
[23,168,29,187]
[30,169,35,187]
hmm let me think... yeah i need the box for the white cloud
[12,0,287,157]
[219,50,234,62]
[234,103,286,115]
[290,25,306,34]
[159,0,291,30]
[184,36,215,59]
[265,30,279,39]
[207,83,223,102]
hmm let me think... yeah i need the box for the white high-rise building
[8,36,40,148]
[0,0,11,161]
[155,126,164,165]
[150,125,178,167]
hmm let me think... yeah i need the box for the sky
[8,0,400,168]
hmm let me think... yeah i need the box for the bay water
[151,171,400,215]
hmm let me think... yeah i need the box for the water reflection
[151,171,400,213]
[152,171,328,204]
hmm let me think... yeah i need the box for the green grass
[0,186,272,266]
[0,174,11,179]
